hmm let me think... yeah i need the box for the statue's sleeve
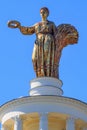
[19,26,35,35]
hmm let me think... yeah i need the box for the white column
[1,124,5,130]
[39,113,48,130]
[13,116,22,130]
[66,117,75,130]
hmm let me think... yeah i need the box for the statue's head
[40,7,49,18]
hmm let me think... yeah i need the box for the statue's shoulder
[34,22,42,26]
[47,20,56,26]
[34,21,55,27]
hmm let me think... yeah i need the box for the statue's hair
[40,7,49,16]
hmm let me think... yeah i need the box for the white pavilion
[0,76,87,130]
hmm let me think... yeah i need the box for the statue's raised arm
[8,20,35,35]
[8,7,79,79]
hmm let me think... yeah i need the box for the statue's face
[40,9,48,19]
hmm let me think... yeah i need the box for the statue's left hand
[8,20,21,28]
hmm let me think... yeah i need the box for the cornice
[0,96,87,114]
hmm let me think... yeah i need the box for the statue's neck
[42,17,47,22]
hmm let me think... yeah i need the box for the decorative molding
[30,77,63,88]
[30,77,63,96]
[0,96,87,113]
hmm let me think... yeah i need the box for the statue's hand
[8,20,21,29]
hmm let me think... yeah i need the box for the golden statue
[8,7,78,79]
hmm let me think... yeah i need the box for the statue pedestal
[29,77,63,96]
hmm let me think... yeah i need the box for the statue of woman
[8,7,57,77]
[8,7,78,79]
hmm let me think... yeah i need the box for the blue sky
[0,0,87,105]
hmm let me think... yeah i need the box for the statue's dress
[20,20,57,77]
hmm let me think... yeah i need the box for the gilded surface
[8,7,78,79]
